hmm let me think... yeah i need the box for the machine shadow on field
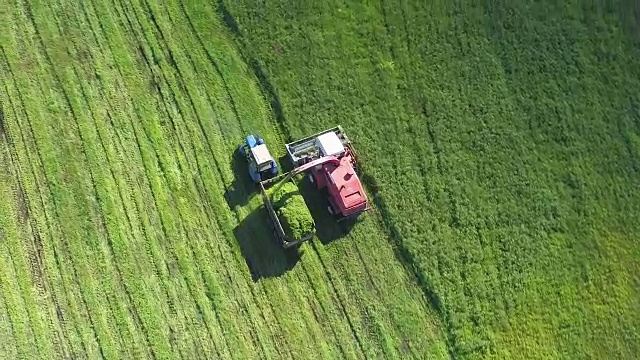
[233,206,302,281]
[224,149,253,209]
[296,177,357,245]
[277,154,293,171]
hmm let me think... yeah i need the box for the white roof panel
[251,144,273,165]
[316,132,344,157]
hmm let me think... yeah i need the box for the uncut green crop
[223,0,640,359]
[0,0,448,359]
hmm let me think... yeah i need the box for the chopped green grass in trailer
[269,182,300,208]
[268,182,314,241]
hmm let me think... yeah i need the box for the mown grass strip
[24,1,173,358]
[0,131,62,360]
[81,0,254,356]
[0,61,87,359]
[1,5,103,356]
[105,0,240,356]
[45,3,167,358]
[0,282,19,359]
[140,2,295,356]
[76,0,215,357]
[0,244,36,359]
[1,44,74,359]
[56,0,196,358]
[0,155,40,360]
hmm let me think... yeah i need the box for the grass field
[0,0,639,359]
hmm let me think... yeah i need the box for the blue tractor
[238,135,279,183]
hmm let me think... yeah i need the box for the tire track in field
[49,27,158,360]
[81,102,160,360]
[0,256,23,358]
[77,1,205,357]
[100,93,200,360]
[177,2,249,137]
[378,0,456,338]
[153,31,269,360]
[218,0,289,144]
[24,0,190,356]
[0,43,91,358]
[285,267,337,359]
[42,4,165,356]
[305,242,372,358]
[112,23,210,328]
[137,0,241,204]
[120,0,228,196]
[350,240,409,357]
[297,260,351,359]
[142,0,287,349]
[65,64,162,360]
[177,7,316,355]
[0,140,49,359]
[0,94,69,359]
[18,2,113,356]
[0,75,85,360]
[294,234,367,355]
[143,3,283,355]
[101,0,244,354]
[177,1,258,163]
[108,0,236,356]
[125,38,225,357]
[0,105,48,359]
[85,0,223,357]
[380,4,461,359]
[21,3,140,356]
[309,241,367,356]
[0,60,46,327]
[0,98,5,135]
[0,275,19,358]
[70,6,195,356]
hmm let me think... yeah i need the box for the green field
[0,0,639,359]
